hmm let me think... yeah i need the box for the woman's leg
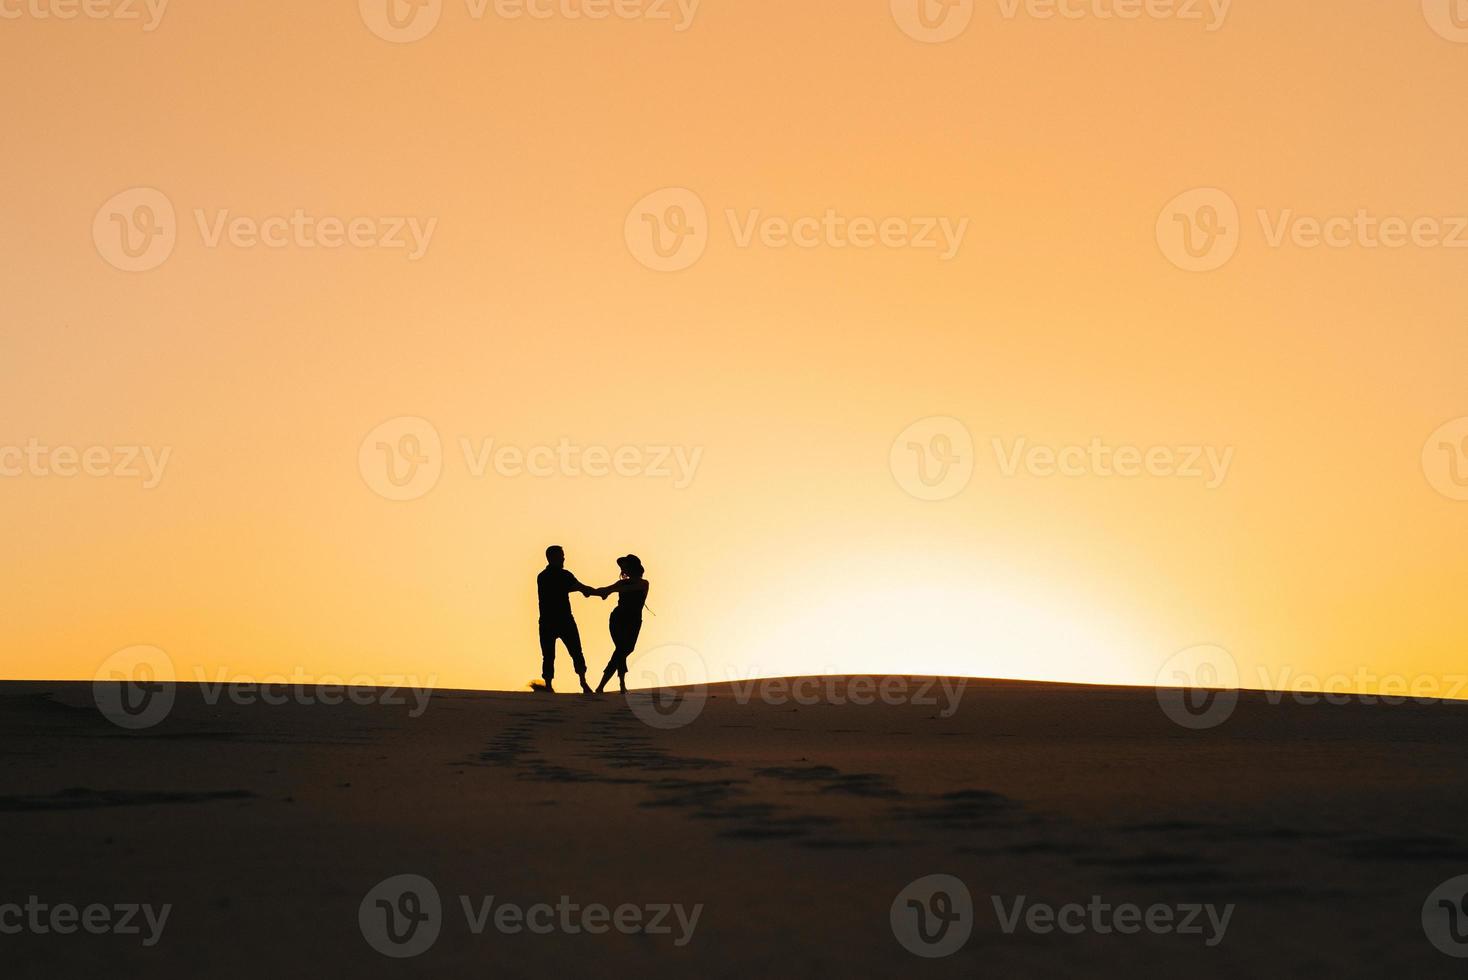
[613,646,631,692]
[619,621,641,691]
[595,654,617,693]
[599,612,631,693]
[597,645,632,693]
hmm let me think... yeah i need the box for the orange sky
[3,0,1467,696]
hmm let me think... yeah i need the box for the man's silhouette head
[545,545,564,569]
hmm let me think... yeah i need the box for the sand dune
[4,677,1467,977]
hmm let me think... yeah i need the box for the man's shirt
[537,567,585,622]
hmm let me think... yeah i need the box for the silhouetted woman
[591,555,649,694]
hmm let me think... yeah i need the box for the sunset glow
[3,1,1467,699]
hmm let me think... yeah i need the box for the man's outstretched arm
[565,571,594,597]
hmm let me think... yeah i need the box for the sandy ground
[4,677,1468,977]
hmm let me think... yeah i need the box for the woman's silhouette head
[617,554,644,579]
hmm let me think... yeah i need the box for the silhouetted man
[537,545,593,694]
